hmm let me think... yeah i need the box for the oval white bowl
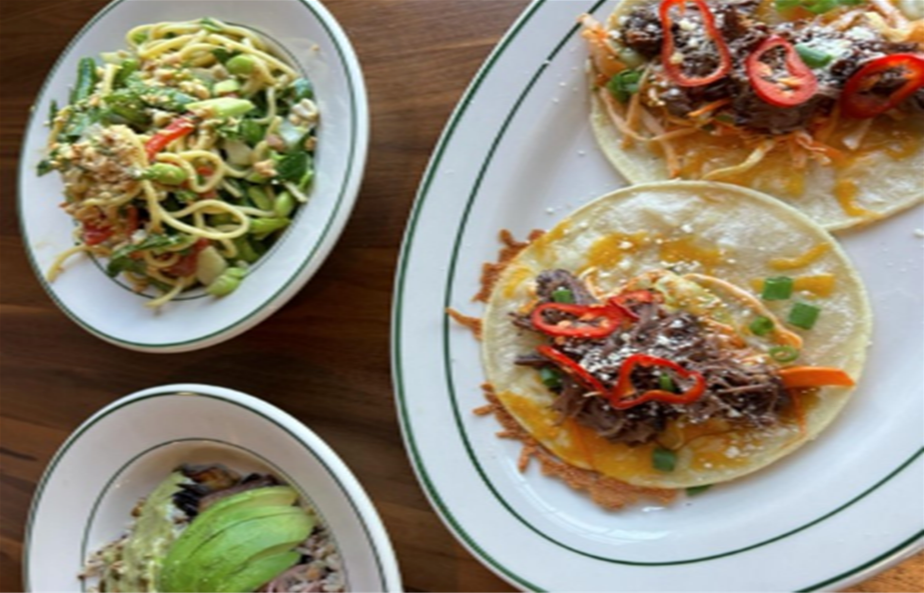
[24,383,402,593]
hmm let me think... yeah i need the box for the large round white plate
[19,0,368,352]
[392,0,924,591]
[24,384,402,593]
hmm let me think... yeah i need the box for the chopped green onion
[795,44,833,69]
[775,0,863,13]
[540,367,563,390]
[769,345,800,363]
[686,484,712,496]
[607,69,643,103]
[551,287,575,303]
[658,373,676,393]
[761,276,794,301]
[749,316,775,337]
[788,302,821,329]
[652,448,677,472]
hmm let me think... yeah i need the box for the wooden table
[0,1,921,591]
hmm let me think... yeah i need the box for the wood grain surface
[0,1,921,592]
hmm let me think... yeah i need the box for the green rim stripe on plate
[16,0,363,348]
[24,391,388,592]
[391,0,555,588]
[391,0,924,590]
[78,437,349,593]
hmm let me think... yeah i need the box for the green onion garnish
[607,69,643,103]
[658,373,676,393]
[769,345,800,363]
[551,287,575,304]
[788,302,821,329]
[761,276,794,301]
[540,367,563,390]
[795,44,834,69]
[652,447,677,472]
[686,484,712,496]
[775,0,864,13]
[749,316,774,337]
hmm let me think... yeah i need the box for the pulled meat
[515,271,790,446]
[616,0,924,133]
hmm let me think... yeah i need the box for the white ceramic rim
[17,0,369,353]
[22,383,402,592]
[391,0,924,591]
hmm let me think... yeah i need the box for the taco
[581,0,924,231]
[481,181,870,490]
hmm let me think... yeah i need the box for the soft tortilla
[589,0,924,232]
[481,181,871,489]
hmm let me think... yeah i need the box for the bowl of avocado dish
[24,384,402,593]
[81,464,340,593]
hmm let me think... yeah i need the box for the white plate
[24,383,402,593]
[18,0,368,352]
[392,0,924,591]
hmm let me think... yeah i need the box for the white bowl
[24,384,402,593]
[18,0,369,352]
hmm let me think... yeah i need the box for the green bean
[246,186,273,210]
[71,57,99,104]
[144,163,188,185]
[186,97,255,119]
[213,79,241,95]
[226,54,256,76]
[206,267,247,297]
[249,217,290,236]
[232,236,261,264]
[114,59,139,88]
[274,191,295,218]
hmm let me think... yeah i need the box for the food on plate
[478,181,870,494]
[581,0,924,230]
[38,18,318,307]
[80,463,344,592]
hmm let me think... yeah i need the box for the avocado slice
[197,485,300,520]
[213,550,301,592]
[190,508,314,591]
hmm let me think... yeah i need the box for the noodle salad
[38,18,318,308]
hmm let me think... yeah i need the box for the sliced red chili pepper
[840,54,924,119]
[746,36,818,108]
[145,116,196,161]
[608,353,707,409]
[531,302,630,339]
[660,0,732,87]
[536,345,607,395]
[81,221,113,246]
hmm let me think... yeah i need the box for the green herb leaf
[652,448,677,472]
[795,44,833,69]
[788,302,821,329]
[212,48,239,64]
[761,276,794,301]
[607,69,643,103]
[290,78,314,101]
[551,287,575,304]
[540,367,563,390]
[658,373,677,393]
[749,316,775,337]
[275,151,311,184]
[106,233,191,276]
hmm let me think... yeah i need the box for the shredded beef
[515,281,790,446]
[616,0,923,133]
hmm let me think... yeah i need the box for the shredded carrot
[789,389,808,437]
[640,108,682,177]
[623,89,644,148]
[598,89,649,143]
[687,99,731,119]
[779,366,855,389]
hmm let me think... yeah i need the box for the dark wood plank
[0,0,920,592]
